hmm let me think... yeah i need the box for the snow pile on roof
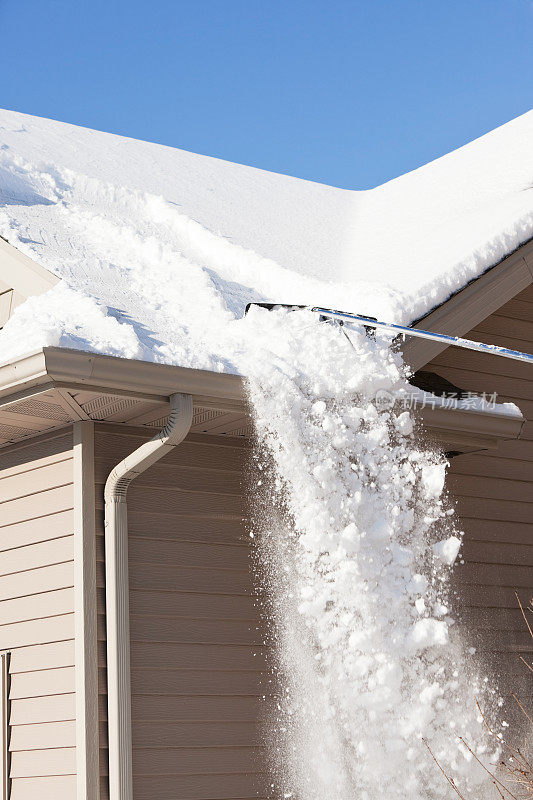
[0,107,532,371]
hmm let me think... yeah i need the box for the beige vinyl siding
[425,283,533,709]
[94,425,267,800]
[0,430,75,800]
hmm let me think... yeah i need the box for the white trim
[0,348,244,407]
[73,421,100,800]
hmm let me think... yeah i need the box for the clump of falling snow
[246,307,500,800]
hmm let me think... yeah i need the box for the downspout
[104,392,193,800]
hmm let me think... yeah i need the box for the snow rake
[245,303,533,366]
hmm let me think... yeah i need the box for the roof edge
[0,347,246,410]
[0,346,523,453]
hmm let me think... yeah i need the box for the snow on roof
[0,107,532,374]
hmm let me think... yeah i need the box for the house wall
[0,430,76,800]
[94,424,266,800]
[425,282,533,712]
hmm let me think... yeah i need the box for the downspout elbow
[104,392,193,800]
[104,392,194,503]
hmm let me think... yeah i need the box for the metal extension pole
[312,308,533,366]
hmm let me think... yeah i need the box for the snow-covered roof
[0,107,532,374]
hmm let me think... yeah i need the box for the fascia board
[41,347,246,405]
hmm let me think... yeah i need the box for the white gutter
[104,392,193,800]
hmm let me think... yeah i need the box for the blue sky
[0,0,531,189]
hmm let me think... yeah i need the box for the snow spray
[246,307,500,800]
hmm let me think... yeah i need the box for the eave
[0,346,524,454]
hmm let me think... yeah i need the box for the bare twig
[458,738,522,800]
[494,782,506,799]
[510,693,533,727]
[515,592,533,640]
[492,593,533,798]
[475,699,526,766]
[427,593,533,799]
[518,655,533,675]
[422,739,468,800]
